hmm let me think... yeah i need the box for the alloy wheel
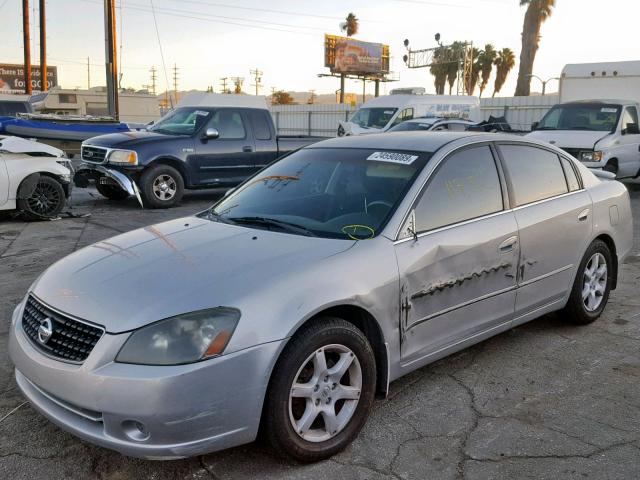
[26,181,63,216]
[582,252,607,312]
[288,344,362,443]
[152,174,177,201]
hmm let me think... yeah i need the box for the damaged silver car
[9,133,633,461]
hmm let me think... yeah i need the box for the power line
[149,0,173,107]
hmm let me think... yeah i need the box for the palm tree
[478,44,497,97]
[514,0,556,96]
[446,42,465,95]
[493,48,516,97]
[340,13,359,37]
[430,46,448,94]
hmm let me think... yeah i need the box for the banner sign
[325,35,389,75]
[0,64,58,93]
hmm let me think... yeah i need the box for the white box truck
[527,61,640,179]
[338,89,481,136]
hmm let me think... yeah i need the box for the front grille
[21,295,104,363]
[81,145,108,163]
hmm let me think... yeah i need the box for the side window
[499,145,568,206]
[390,108,414,127]
[447,122,469,132]
[560,157,581,192]
[250,111,272,140]
[208,110,246,139]
[621,107,639,133]
[414,146,503,232]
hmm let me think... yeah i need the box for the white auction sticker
[601,108,618,113]
[195,110,210,116]
[367,151,418,165]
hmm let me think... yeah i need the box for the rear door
[496,143,592,324]
[191,108,256,186]
[248,109,278,168]
[395,144,519,364]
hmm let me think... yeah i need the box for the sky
[1,0,639,98]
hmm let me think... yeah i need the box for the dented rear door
[394,144,519,364]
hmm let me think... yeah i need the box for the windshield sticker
[367,151,418,165]
[194,110,210,116]
[601,108,617,113]
[342,225,375,240]
[384,110,395,115]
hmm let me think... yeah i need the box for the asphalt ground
[1,181,639,480]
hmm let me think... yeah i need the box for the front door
[190,108,256,186]
[496,144,593,323]
[612,106,640,178]
[395,145,519,364]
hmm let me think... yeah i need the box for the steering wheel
[366,200,393,216]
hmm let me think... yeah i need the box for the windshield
[536,104,621,132]
[350,108,398,129]
[389,120,436,132]
[203,148,431,239]
[148,107,212,135]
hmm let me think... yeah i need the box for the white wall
[269,96,558,137]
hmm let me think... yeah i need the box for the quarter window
[560,157,581,192]
[621,107,639,133]
[499,145,568,206]
[414,146,503,232]
[250,111,272,140]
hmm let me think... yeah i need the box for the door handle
[242,146,254,152]
[578,208,590,222]
[498,236,518,253]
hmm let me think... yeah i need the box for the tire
[95,182,130,201]
[139,164,184,209]
[603,160,618,176]
[17,175,66,220]
[562,239,613,325]
[263,317,376,462]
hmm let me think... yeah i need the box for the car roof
[306,131,490,152]
[561,100,633,106]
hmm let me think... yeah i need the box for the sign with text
[0,64,58,93]
[325,35,389,75]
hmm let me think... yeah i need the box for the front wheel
[139,164,184,209]
[17,175,66,220]
[263,318,376,462]
[562,239,613,325]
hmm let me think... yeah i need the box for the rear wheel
[562,240,613,325]
[139,164,184,209]
[263,318,376,462]
[17,176,66,220]
[96,182,130,201]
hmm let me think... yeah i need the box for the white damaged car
[0,136,72,220]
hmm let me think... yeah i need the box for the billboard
[325,35,389,75]
[0,64,58,93]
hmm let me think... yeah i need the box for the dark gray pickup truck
[74,106,325,208]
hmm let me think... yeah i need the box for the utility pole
[220,77,228,93]
[22,0,32,94]
[250,68,263,95]
[231,77,244,94]
[339,73,345,104]
[39,0,47,91]
[87,57,91,89]
[149,66,157,96]
[172,64,179,103]
[308,90,316,104]
[104,0,119,119]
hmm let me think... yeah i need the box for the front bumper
[9,300,284,459]
[74,163,143,207]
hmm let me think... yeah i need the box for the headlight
[580,151,603,162]
[115,308,240,365]
[108,149,138,165]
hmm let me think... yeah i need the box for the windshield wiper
[227,216,316,237]
[203,210,235,224]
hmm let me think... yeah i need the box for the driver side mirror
[531,121,539,131]
[202,127,219,140]
[623,123,640,135]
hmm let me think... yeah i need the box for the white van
[338,91,481,136]
[526,61,640,179]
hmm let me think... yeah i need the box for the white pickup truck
[527,61,640,179]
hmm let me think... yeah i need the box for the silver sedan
[9,133,634,462]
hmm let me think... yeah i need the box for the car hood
[32,217,355,333]
[526,130,611,149]
[84,130,180,149]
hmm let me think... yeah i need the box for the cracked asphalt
[1,181,639,480]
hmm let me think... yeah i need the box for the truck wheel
[139,164,184,209]
[263,318,376,462]
[17,175,66,220]
[96,182,130,201]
